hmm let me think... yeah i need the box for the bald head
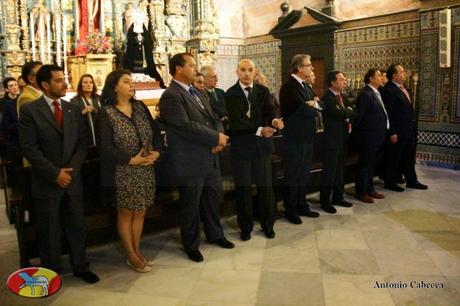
[237,59,256,86]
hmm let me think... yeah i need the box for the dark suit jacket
[225,82,279,157]
[381,81,414,140]
[206,88,228,119]
[1,97,19,150]
[321,89,354,149]
[353,85,388,145]
[159,80,222,177]
[279,76,318,144]
[69,95,101,110]
[19,96,89,199]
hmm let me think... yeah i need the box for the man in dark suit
[381,64,427,191]
[159,53,234,262]
[225,59,283,240]
[354,69,388,203]
[201,65,228,130]
[279,54,321,224]
[19,65,99,283]
[319,71,354,214]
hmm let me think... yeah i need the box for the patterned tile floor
[1,165,459,306]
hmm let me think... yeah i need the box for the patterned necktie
[52,100,63,128]
[244,87,252,118]
[337,93,344,108]
[189,87,205,109]
[399,84,412,104]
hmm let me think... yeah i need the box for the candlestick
[46,14,51,63]
[39,14,45,63]
[30,13,36,60]
[56,15,61,66]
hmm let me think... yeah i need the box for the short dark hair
[21,61,42,85]
[169,52,193,76]
[326,70,342,87]
[195,72,204,78]
[100,69,134,106]
[76,74,98,99]
[379,69,387,75]
[2,77,16,90]
[36,65,64,91]
[386,64,400,82]
[364,69,379,84]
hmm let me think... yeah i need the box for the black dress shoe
[298,210,320,218]
[406,182,428,190]
[321,205,337,214]
[263,229,276,239]
[285,215,303,224]
[186,250,204,262]
[211,238,235,249]
[240,232,251,241]
[384,183,405,192]
[73,271,100,284]
[332,200,353,207]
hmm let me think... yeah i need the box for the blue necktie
[189,87,205,109]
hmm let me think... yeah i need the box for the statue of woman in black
[123,23,165,88]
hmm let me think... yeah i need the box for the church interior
[1,0,460,305]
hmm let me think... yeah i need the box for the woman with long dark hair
[70,74,101,148]
[98,69,162,272]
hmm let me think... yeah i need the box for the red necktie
[399,85,412,104]
[52,100,63,127]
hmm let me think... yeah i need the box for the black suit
[225,82,279,234]
[353,85,388,196]
[159,80,225,252]
[0,96,20,163]
[19,96,89,273]
[206,88,227,119]
[319,90,353,205]
[279,76,318,218]
[381,81,418,185]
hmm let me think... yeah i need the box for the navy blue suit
[159,80,225,252]
[353,85,388,196]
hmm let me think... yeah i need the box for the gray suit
[159,80,225,252]
[19,96,89,273]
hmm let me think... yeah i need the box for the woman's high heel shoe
[126,259,152,273]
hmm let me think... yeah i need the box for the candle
[39,14,45,63]
[56,15,61,66]
[30,13,36,60]
[63,15,67,59]
[46,13,51,63]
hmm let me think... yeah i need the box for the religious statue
[122,2,134,36]
[78,0,101,40]
[123,4,165,88]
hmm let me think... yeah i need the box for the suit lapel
[172,81,210,118]
[37,98,62,134]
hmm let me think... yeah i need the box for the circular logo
[6,267,62,298]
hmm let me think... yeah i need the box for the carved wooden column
[150,0,170,84]
[0,0,26,78]
[187,0,219,67]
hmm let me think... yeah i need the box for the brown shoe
[369,191,385,199]
[356,194,374,204]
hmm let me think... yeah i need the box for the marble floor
[1,165,459,306]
